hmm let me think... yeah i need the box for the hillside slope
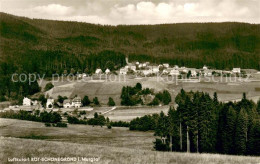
[1,12,260,72]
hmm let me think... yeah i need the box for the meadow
[41,75,260,105]
[0,118,259,164]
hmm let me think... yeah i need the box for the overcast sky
[0,0,259,25]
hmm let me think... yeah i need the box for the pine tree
[223,106,237,154]
[82,95,91,106]
[247,119,260,155]
[234,108,248,155]
[256,100,260,115]
[108,97,115,106]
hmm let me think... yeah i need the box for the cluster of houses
[4,96,84,112]
[117,61,242,77]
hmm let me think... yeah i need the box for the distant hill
[0,12,260,71]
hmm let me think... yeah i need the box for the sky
[0,0,259,25]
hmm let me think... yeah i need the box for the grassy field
[0,119,154,150]
[1,119,259,164]
[41,76,260,106]
[86,106,170,122]
[102,106,170,122]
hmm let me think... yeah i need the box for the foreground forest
[0,12,260,101]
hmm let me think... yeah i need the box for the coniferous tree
[234,108,248,155]
[82,95,91,106]
[108,97,115,106]
[222,106,237,154]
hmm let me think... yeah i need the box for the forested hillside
[0,12,260,101]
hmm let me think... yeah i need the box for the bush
[110,121,130,127]
[148,97,159,106]
[82,95,91,106]
[107,97,115,106]
[153,138,170,151]
[53,122,67,127]
[80,111,86,115]
[93,97,100,106]
[44,82,54,91]
[67,116,87,124]
[107,124,112,129]
[45,123,51,127]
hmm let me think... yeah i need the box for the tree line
[147,91,259,156]
[121,83,171,106]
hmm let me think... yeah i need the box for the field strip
[102,107,117,115]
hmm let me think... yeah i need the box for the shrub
[107,97,115,106]
[82,95,91,106]
[44,82,54,91]
[80,111,86,115]
[153,138,170,151]
[53,122,67,127]
[45,123,51,127]
[93,97,100,106]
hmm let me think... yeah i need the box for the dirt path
[102,107,117,115]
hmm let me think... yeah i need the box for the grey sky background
[0,0,259,25]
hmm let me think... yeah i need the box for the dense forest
[130,91,260,156]
[0,12,260,101]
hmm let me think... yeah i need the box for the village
[2,59,260,114]
[89,58,250,78]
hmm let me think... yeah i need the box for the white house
[46,98,54,109]
[105,68,110,74]
[143,70,152,76]
[130,66,136,72]
[77,74,82,78]
[95,69,102,74]
[152,67,159,74]
[204,70,212,76]
[191,70,197,77]
[163,69,169,74]
[32,100,38,106]
[82,73,87,78]
[182,68,188,74]
[138,64,143,68]
[72,96,82,108]
[174,65,179,69]
[23,97,31,106]
[63,99,72,108]
[163,63,169,68]
[120,68,127,75]
[232,68,241,74]
[203,65,208,70]
[170,70,180,76]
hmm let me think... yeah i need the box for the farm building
[130,66,136,71]
[95,69,102,74]
[46,98,54,109]
[191,70,197,77]
[23,97,31,106]
[163,69,169,74]
[105,68,110,74]
[63,99,72,108]
[170,69,180,76]
[120,68,127,75]
[232,68,241,74]
[152,67,159,73]
[82,73,87,78]
[72,96,82,108]
[163,63,169,68]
